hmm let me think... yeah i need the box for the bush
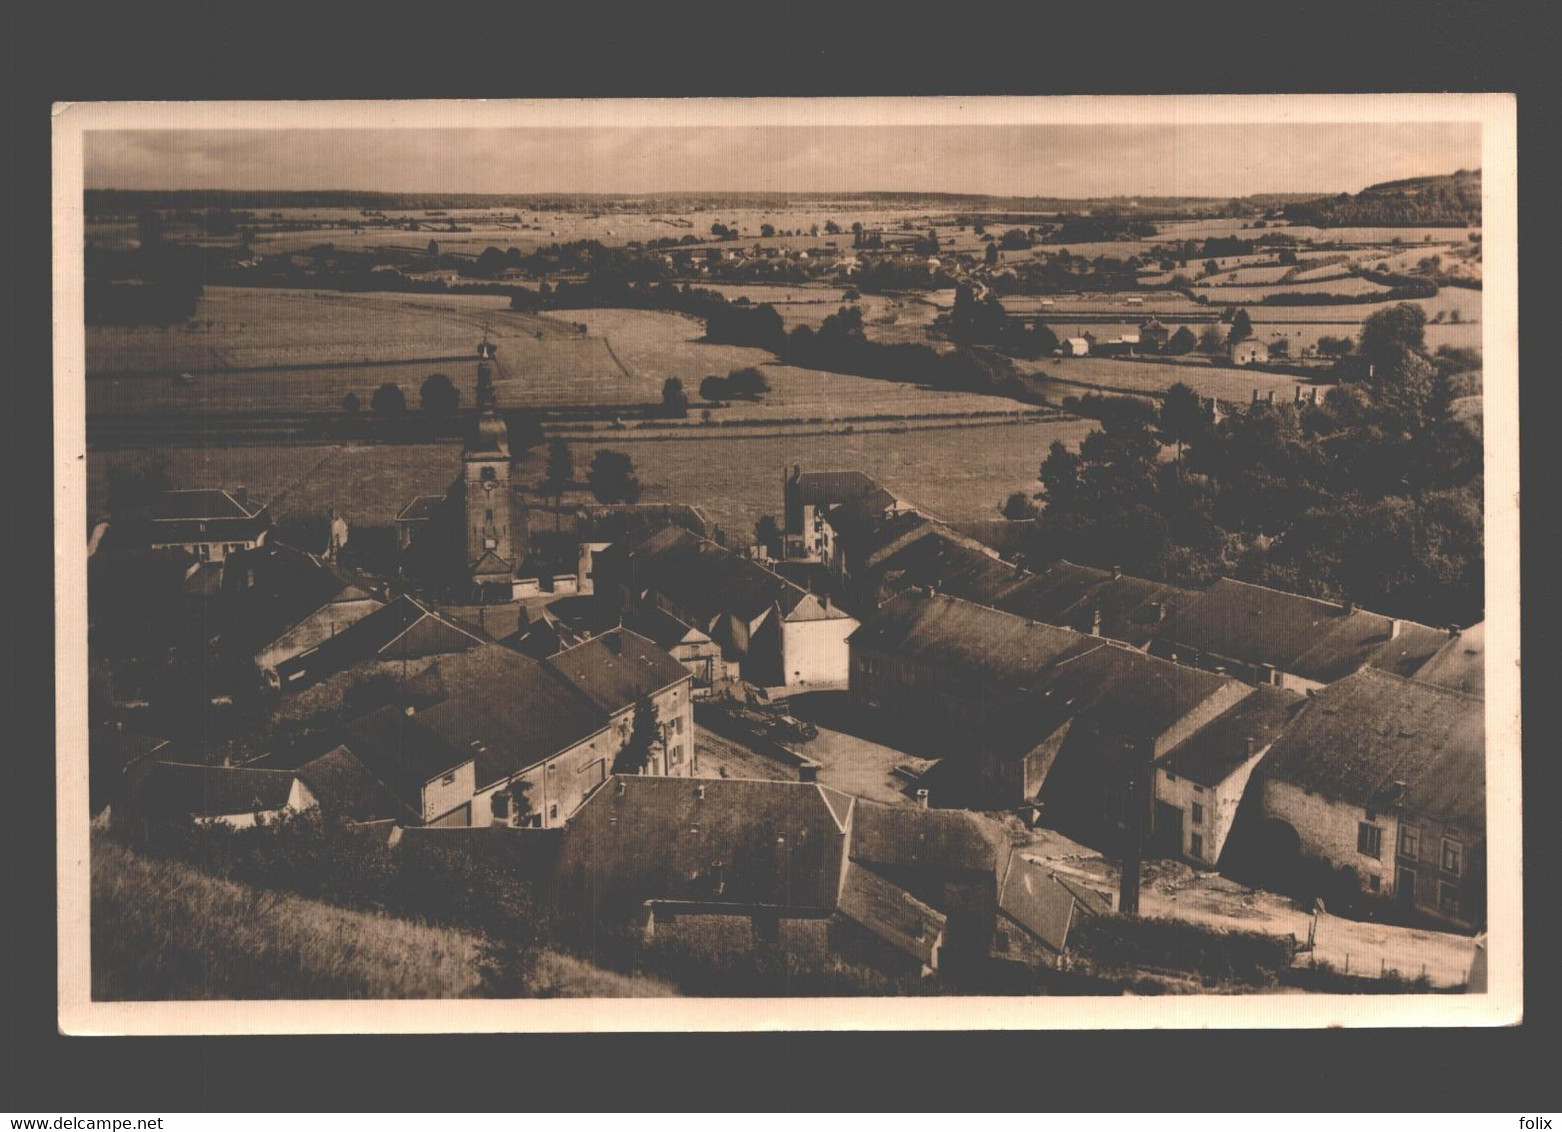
[1069,914,1294,986]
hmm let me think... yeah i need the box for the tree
[1358,302,1429,369]
[613,698,660,774]
[984,241,999,266]
[542,438,573,516]
[1317,335,1355,358]
[1039,440,1082,511]
[699,375,728,401]
[724,366,770,399]
[1227,309,1254,344]
[1167,326,1197,355]
[587,449,641,504]
[660,377,689,418]
[1001,491,1040,521]
[370,382,406,415]
[1157,382,1208,466]
[754,515,782,556]
[419,372,459,415]
[341,391,361,414]
[427,239,440,257]
[1197,325,1225,354]
[760,223,775,238]
[824,219,841,235]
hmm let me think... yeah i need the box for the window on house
[485,509,494,524]
[994,930,1011,954]
[1438,880,1460,915]
[1398,826,1421,860]
[668,744,682,765]
[480,467,496,482]
[1165,772,1178,783]
[1369,875,1381,892]
[549,803,559,822]
[1441,838,1463,876]
[1357,822,1383,859]
[1191,803,1204,826]
[1190,833,1204,858]
[1193,784,1204,794]
[441,772,456,786]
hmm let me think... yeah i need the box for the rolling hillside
[91,836,678,1000]
[1282,169,1481,228]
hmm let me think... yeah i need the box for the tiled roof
[130,761,298,819]
[838,862,946,968]
[555,776,855,912]
[795,470,890,508]
[1260,667,1484,830]
[396,494,446,522]
[848,590,1096,695]
[406,644,609,788]
[998,855,1112,954]
[850,801,1013,876]
[1156,685,1307,786]
[625,524,821,624]
[274,595,488,685]
[152,488,266,521]
[869,533,1028,608]
[1163,578,1449,684]
[995,561,1198,648]
[1413,622,1485,697]
[336,705,476,814]
[296,746,421,825]
[543,629,690,715]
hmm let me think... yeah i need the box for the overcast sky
[85,121,1480,198]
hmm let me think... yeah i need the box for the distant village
[88,325,1486,992]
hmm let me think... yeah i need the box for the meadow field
[89,409,1096,542]
[574,416,1098,537]
[1024,356,1308,403]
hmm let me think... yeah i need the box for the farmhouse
[993,560,1198,649]
[1252,667,1485,929]
[1138,318,1172,352]
[1154,577,1451,691]
[1152,684,1306,867]
[628,605,739,695]
[550,774,1013,975]
[1060,337,1091,357]
[849,590,1252,830]
[407,628,693,827]
[220,542,387,687]
[1229,340,1270,365]
[782,465,906,567]
[307,704,479,827]
[596,524,859,691]
[149,487,270,564]
[122,760,316,829]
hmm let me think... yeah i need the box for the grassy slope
[91,837,676,1001]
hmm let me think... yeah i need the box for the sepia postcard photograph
[53,94,1521,1035]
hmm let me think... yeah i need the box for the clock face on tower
[483,479,497,492]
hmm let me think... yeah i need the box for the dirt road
[1015,827,1476,987]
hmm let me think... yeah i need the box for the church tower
[463,334,516,594]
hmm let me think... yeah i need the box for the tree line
[1017,303,1483,626]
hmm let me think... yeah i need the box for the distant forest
[1282,170,1481,228]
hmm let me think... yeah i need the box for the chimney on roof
[1111,564,1122,580]
[916,788,930,809]
[616,779,627,796]
[822,594,831,612]
[1450,623,1462,638]
[1245,735,1257,759]
[695,783,706,800]
[1389,618,1403,640]
[1091,608,1103,637]
[1267,390,1276,404]
[1252,388,1259,404]
[1342,600,1356,616]
[1152,601,1167,623]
